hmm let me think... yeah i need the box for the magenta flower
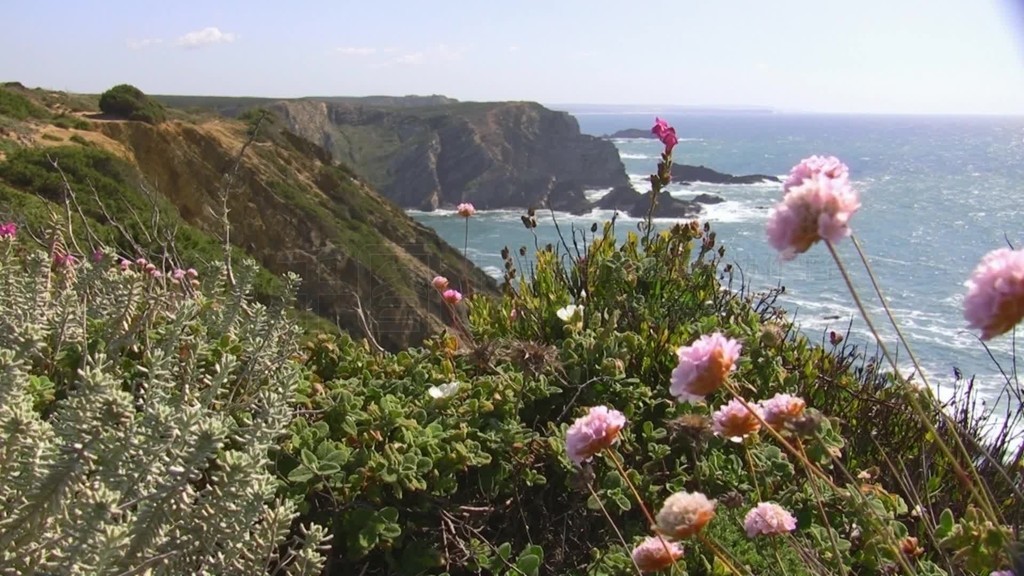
[565,406,626,465]
[0,222,18,239]
[759,393,807,430]
[91,249,105,263]
[744,502,797,537]
[712,398,763,442]
[432,275,449,291]
[442,289,463,305]
[783,155,849,193]
[631,537,683,573]
[456,203,476,218]
[766,171,860,260]
[651,117,678,153]
[669,333,742,404]
[990,571,1015,576]
[53,252,77,267]
[964,247,1024,340]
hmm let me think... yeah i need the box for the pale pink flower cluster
[442,289,463,305]
[990,571,1014,576]
[767,156,860,260]
[53,252,78,267]
[0,222,16,239]
[116,257,197,283]
[655,491,716,539]
[711,398,763,442]
[744,502,797,537]
[759,393,806,430]
[565,406,626,465]
[456,202,476,218]
[432,275,449,291]
[651,118,678,153]
[963,247,1024,340]
[630,537,684,573]
[669,332,741,404]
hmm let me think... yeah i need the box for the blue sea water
[411,112,1024,415]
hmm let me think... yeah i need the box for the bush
[0,243,327,573]
[98,83,166,124]
[0,87,49,120]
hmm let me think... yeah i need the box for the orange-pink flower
[963,247,1024,340]
[631,537,683,573]
[565,406,626,465]
[669,333,741,403]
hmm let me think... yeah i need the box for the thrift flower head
[53,252,77,267]
[456,202,476,218]
[990,572,1014,576]
[565,406,626,465]
[766,172,860,260]
[669,332,741,403]
[651,117,679,153]
[172,268,186,281]
[712,398,763,442]
[91,249,105,263]
[186,268,198,279]
[442,289,463,305]
[783,155,849,193]
[631,537,684,573]
[0,222,16,239]
[655,491,716,539]
[432,275,449,291]
[963,247,1024,340]
[744,502,797,537]
[760,393,806,430]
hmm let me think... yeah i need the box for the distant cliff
[269,100,632,212]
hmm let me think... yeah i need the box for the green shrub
[51,114,91,130]
[0,87,49,120]
[0,244,327,573]
[98,83,166,124]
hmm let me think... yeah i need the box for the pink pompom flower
[783,155,849,193]
[53,252,77,267]
[185,268,198,279]
[565,406,626,465]
[669,332,742,404]
[712,398,763,443]
[631,537,684,573]
[651,118,678,153]
[766,171,860,260]
[760,393,806,430]
[432,275,449,291]
[963,247,1024,340]
[456,203,476,218]
[442,288,463,305]
[171,268,187,281]
[655,491,716,539]
[744,502,797,537]
[0,222,17,239]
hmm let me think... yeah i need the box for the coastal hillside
[0,83,496,351]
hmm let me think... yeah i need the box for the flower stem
[743,443,762,501]
[586,481,644,576]
[697,533,750,576]
[824,240,1000,525]
[607,450,682,574]
[771,537,790,576]
[795,439,849,576]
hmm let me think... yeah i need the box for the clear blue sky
[3,0,1024,114]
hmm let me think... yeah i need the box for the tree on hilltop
[98,84,166,124]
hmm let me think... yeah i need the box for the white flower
[428,381,461,400]
[556,304,583,322]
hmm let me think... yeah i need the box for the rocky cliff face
[271,100,631,212]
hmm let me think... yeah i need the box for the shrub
[98,83,166,124]
[0,87,49,120]
[0,239,327,573]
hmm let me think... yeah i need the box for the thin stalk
[606,450,683,574]
[743,443,763,501]
[795,439,849,576]
[770,537,790,576]
[824,240,1000,526]
[697,533,750,576]
[586,481,644,576]
[850,235,1008,525]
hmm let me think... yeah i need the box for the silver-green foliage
[0,246,326,575]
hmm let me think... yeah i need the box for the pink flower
[669,333,742,403]
[783,155,849,193]
[712,398,763,442]
[135,257,149,267]
[456,203,476,218]
[759,393,806,430]
[442,289,463,305]
[91,249,105,263]
[53,252,77,267]
[171,268,186,281]
[185,268,198,279]
[565,406,626,465]
[766,172,860,260]
[0,222,17,239]
[990,571,1014,576]
[963,248,1024,340]
[651,118,678,153]
[149,269,163,278]
[432,275,449,291]
[744,502,797,537]
[119,259,132,271]
[631,537,684,573]
[655,491,716,539]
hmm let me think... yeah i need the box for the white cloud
[393,52,425,65]
[336,47,377,56]
[175,27,237,48]
[126,38,163,50]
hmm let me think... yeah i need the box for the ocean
[410,112,1024,415]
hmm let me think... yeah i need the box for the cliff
[0,84,496,351]
[265,100,632,212]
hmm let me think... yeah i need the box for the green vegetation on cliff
[98,83,167,124]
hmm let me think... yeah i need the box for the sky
[2,0,1024,114]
